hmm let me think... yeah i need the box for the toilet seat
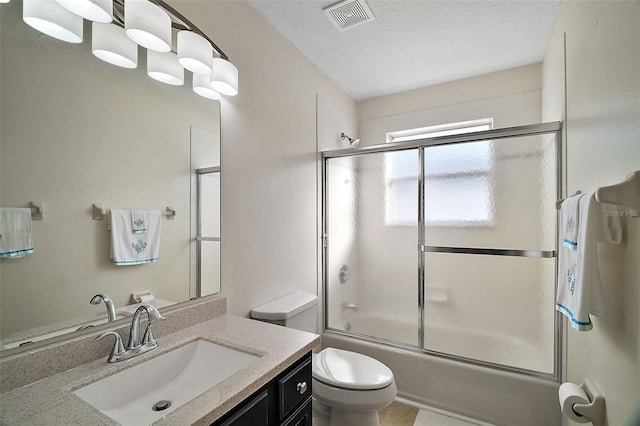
[312,348,394,391]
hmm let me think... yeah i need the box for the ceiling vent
[323,0,375,31]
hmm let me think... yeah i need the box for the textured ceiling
[247,0,559,101]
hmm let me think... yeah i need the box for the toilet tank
[251,291,318,334]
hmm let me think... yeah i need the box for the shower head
[341,132,360,147]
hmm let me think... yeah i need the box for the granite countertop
[0,315,319,425]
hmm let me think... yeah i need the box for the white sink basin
[73,339,258,425]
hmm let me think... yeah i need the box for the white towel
[0,208,34,258]
[600,203,622,244]
[130,209,147,234]
[556,192,605,331]
[560,194,582,250]
[110,209,161,266]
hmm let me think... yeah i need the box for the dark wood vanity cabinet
[213,352,312,426]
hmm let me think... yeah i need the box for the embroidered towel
[130,209,147,234]
[0,208,34,258]
[110,209,161,266]
[556,192,604,331]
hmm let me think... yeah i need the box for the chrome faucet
[96,304,165,363]
[127,304,164,351]
[90,293,117,322]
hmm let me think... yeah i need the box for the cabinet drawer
[278,355,312,420]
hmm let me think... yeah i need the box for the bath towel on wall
[110,209,161,265]
[556,192,604,331]
[0,208,34,258]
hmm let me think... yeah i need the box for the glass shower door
[420,135,557,373]
[325,151,419,346]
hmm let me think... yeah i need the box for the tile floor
[378,400,484,426]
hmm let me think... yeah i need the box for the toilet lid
[312,348,394,390]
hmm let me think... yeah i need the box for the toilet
[251,291,397,426]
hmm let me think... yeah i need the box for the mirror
[0,1,221,352]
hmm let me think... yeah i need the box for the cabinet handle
[296,381,308,394]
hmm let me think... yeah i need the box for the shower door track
[321,121,564,381]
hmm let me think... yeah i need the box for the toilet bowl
[250,292,397,426]
[312,347,397,426]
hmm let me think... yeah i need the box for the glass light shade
[193,73,221,100]
[211,58,238,96]
[0,0,10,4]
[23,0,83,43]
[125,0,171,52]
[54,0,112,23]
[92,23,138,69]
[177,31,214,75]
[147,51,184,86]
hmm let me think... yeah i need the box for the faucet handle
[96,331,125,363]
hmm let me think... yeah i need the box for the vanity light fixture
[125,0,171,52]
[92,23,138,68]
[54,0,112,23]
[193,73,221,100]
[210,58,239,97]
[12,0,239,100]
[177,31,213,75]
[147,50,184,86]
[23,0,83,43]
[0,0,10,4]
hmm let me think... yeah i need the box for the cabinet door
[217,389,269,426]
[281,397,312,426]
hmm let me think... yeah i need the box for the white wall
[542,1,640,425]
[167,1,357,319]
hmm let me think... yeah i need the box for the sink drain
[152,400,172,412]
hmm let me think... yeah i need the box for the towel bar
[92,204,176,221]
[556,171,639,216]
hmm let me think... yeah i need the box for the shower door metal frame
[321,121,564,381]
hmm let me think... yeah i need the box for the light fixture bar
[108,0,229,61]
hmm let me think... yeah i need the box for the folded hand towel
[110,209,161,266]
[556,192,605,331]
[130,209,147,234]
[0,208,34,258]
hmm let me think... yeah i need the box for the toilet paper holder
[574,378,605,426]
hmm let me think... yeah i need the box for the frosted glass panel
[200,241,220,297]
[424,135,556,250]
[425,141,492,175]
[422,252,555,373]
[199,172,220,237]
[325,153,419,346]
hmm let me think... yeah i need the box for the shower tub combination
[321,123,563,426]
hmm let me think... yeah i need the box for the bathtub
[322,313,562,426]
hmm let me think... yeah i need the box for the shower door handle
[418,245,555,258]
